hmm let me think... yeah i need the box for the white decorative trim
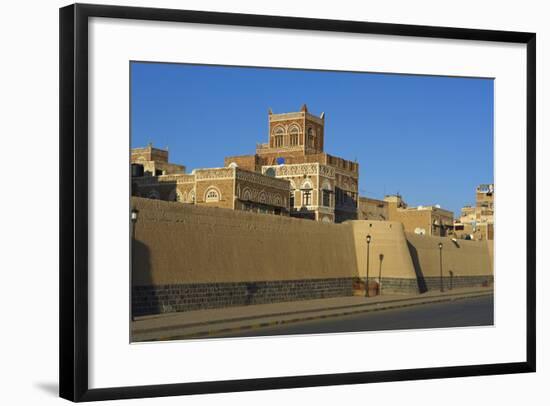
[301,179,313,190]
[236,168,290,189]
[204,186,222,202]
[195,168,234,180]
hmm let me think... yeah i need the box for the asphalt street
[216,294,494,338]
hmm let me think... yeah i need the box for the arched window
[288,180,296,208]
[273,126,285,147]
[289,125,300,146]
[322,182,332,207]
[301,179,313,190]
[205,187,220,202]
[302,189,312,206]
[301,180,313,206]
[307,127,315,148]
[188,190,195,203]
[259,191,267,204]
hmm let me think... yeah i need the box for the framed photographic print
[59,3,536,402]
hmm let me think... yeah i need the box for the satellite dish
[228,162,238,168]
[276,157,285,165]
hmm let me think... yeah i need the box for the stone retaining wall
[133,278,354,316]
[373,275,494,295]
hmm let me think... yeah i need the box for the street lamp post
[378,253,384,296]
[365,234,371,298]
[130,208,138,321]
[131,208,139,240]
[438,242,444,292]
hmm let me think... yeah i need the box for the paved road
[217,295,494,338]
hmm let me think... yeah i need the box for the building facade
[224,104,359,222]
[383,194,454,236]
[131,144,185,176]
[357,196,389,221]
[131,149,291,216]
[454,184,494,240]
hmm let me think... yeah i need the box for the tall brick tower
[224,104,359,223]
[255,104,325,164]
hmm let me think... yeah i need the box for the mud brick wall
[131,198,493,315]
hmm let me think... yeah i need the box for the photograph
[129,62,495,342]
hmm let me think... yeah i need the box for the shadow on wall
[406,240,428,294]
[132,239,158,317]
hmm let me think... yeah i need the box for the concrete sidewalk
[131,287,493,342]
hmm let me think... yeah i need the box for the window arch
[301,179,313,190]
[242,188,251,201]
[307,127,315,148]
[204,187,221,202]
[177,190,185,202]
[301,180,313,206]
[289,125,301,146]
[259,191,267,204]
[188,189,195,203]
[322,181,332,207]
[272,126,285,148]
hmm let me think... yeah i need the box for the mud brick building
[453,184,494,240]
[132,152,291,216]
[131,143,185,177]
[224,104,359,222]
[384,194,455,237]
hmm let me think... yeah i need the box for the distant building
[358,196,389,221]
[357,193,454,236]
[131,143,185,176]
[224,104,359,223]
[454,184,494,240]
[383,194,454,237]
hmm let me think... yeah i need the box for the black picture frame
[59,3,536,402]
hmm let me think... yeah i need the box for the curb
[134,291,493,342]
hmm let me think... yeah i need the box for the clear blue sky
[131,62,494,217]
